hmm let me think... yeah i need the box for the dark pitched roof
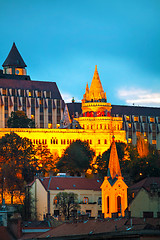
[38,176,101,191]
[112,105,160,117]
[66,102,160,118]
[2,42,27,68]
[0,78,62,99]
[129,177,160,193]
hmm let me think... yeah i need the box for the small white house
[29,176,102,220]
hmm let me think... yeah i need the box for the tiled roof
[129,177,160,192]
[66,102,160,118]
[39,177,102,191]
[0,78,62,99]
[34,218,160,239]
[2,42,27,68]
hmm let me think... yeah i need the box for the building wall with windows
[0,43,64,129]
[29,177,102,220]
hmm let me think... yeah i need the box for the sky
[0,0,160,107]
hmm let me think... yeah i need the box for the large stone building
[0,43,64,129]
[0,47,127,156]
[66,103,160,150]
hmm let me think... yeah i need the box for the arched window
[83,197,89,204]
[104,139,107,144]
[53,196,58,205]
[117,196,121,213]
[107,196,109,213]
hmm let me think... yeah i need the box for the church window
[100,124,102,129]
[107,196,109,213]
[117,196,121,213]
[45,139,47,144]
[97,124,98,129]
[56,139,58,144]
[51,139,52,144]
[61,139,63,144]
[64,139,66,144]
[104,139,107,144]
[90,139,92,144]
[91,125,93,129]
[67,139,69,144]
[98,139,100,144]
[83,197,89,204]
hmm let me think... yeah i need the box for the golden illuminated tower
[101,136,128,218]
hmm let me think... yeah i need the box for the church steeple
[107,136,122,179]
[2,42,27,75]
[89,65,106,102]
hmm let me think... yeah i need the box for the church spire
[107,136,122,179]
[89,65,106,102]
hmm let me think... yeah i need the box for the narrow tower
[2,42,27,75]
[101,137,128,218]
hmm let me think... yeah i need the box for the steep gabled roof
[2,42,27,68]
[107,137,122,180]
[129,177,160,192]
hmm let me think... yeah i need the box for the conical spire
[2,42,27,68]
[107,136,122,179]
[89,65,106,101]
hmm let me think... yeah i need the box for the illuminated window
[150,117,154,123]
[132,193,134,198]
[134,116,139,122]
[53,196,58,205]
[2,88,7,95]
[83,197,88,204]
[126,116,130,121]
[128,123,131,128]
[48,123,52,129]
[31,115,34,119]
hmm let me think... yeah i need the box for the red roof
[38,177,102,191]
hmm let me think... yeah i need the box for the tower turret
[2,42,27,75]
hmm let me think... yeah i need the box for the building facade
[0,63,126,157]
[0,43,64,129]
[29,176,102,220]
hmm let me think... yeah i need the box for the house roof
[38,176,102,191]
[2,42,27,68]
[32,218,160,239]
[66,102,160,118]
[129,177,160,193]
[0,78,63,100]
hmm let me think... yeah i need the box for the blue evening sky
[0,0,160,106]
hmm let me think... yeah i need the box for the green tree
[55,192,80,220]
[0,133,36,203]
[56,140,95,175]
[7,111,35,128]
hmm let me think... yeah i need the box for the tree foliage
[7,111,35,128]
[55,192,80,219]
[56,140,95,175]
[0,132,36,203]
[34,144,58,176]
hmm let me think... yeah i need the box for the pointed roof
[89,65,106,101]
[107,136,122,179]
[2,42,27,68]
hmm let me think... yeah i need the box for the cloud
[118,88,160,107]
[61,92,81,103]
